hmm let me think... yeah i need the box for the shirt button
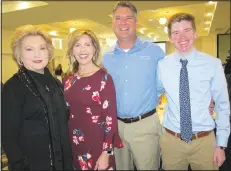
[125,93,127,95]
[125,66,128,68]
[125,80,128,82]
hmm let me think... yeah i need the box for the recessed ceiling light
[208,1,215,4]
[17,2,29,10]
[2,1,48,13]
[148,32,154,38]
[159,17,167,25]
[207,13,213,16]
[140,28,147,34]
[69,28,76,33]
[154,36,159,41]
[204,28,209,30]
[49,31,57,36]
[205,21,211,24]
[164,26,168,33]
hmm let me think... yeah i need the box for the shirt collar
[174,47,197,65]
[114,36,142,53]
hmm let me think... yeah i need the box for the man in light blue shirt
[103,1,165,170]
[157,13,230,170]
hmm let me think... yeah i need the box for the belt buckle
[139,115,142,120]
[129,118,133,123]
[180,136,192,143]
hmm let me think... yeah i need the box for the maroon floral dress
[63,69,123,170]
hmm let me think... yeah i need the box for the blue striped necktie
[179,59,193,143]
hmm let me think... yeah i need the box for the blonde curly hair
[11,25,54,66]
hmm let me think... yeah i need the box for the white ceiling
[2,1,230,42]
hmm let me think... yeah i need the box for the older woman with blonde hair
[63,29,123,170]
[2,25,73,170]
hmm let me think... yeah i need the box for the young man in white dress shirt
[157,13,230,170]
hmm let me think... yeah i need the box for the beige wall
[1,29,108,83]
[2,29,69,83]
[2,28,218,83]
[2,29,18,83]
[217,34,230,63]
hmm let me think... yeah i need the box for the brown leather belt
[165,128,212,140]
[117,108,156,123]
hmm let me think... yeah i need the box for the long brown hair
[65,29,101,76]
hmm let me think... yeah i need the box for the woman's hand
[94,151,110,170]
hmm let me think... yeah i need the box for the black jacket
[2,67,73,170]
[225,58,231,75]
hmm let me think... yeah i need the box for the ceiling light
[2,1,48,13]
[207,13,213,16]
[17,2,29,10]
[205,21,211,24]
[159,17,167,25]
[208,1,215,4]
[69,28,76,33]
[140,28,147,34]
[49,31,57,36]
[204,28,209,30]
[164,26,168,33]
[154,36,159,41]
[148,32,154,38]
[148,19,153,22]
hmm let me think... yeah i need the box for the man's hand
[209,100,215,115]
[158,96,162,105]
[94,152,109,170]
[213,147,226,167]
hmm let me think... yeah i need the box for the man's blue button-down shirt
[103,37,165,118]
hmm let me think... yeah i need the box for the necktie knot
[180,59,188,68]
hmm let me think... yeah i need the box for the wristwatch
[218,146,226,150]
[104,150,113,155]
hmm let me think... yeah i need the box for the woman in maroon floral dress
[63,29,123,170]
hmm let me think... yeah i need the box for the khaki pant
[114,113,162,170]
[160,129,219,170]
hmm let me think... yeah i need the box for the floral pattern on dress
[102,100,109,109]
[72,128,85,145]
[105,116,112,133]
[91,115,100,123]
[69,113,74,119]
[86,107,92,115]
[65,70,123,170]
[92,91,101,104]
[64,76,77,91]
[103,142,113,152]
[78,153,93,170]
[118,141,123,148]
[100,81,106,91]
[83,85,91,91]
